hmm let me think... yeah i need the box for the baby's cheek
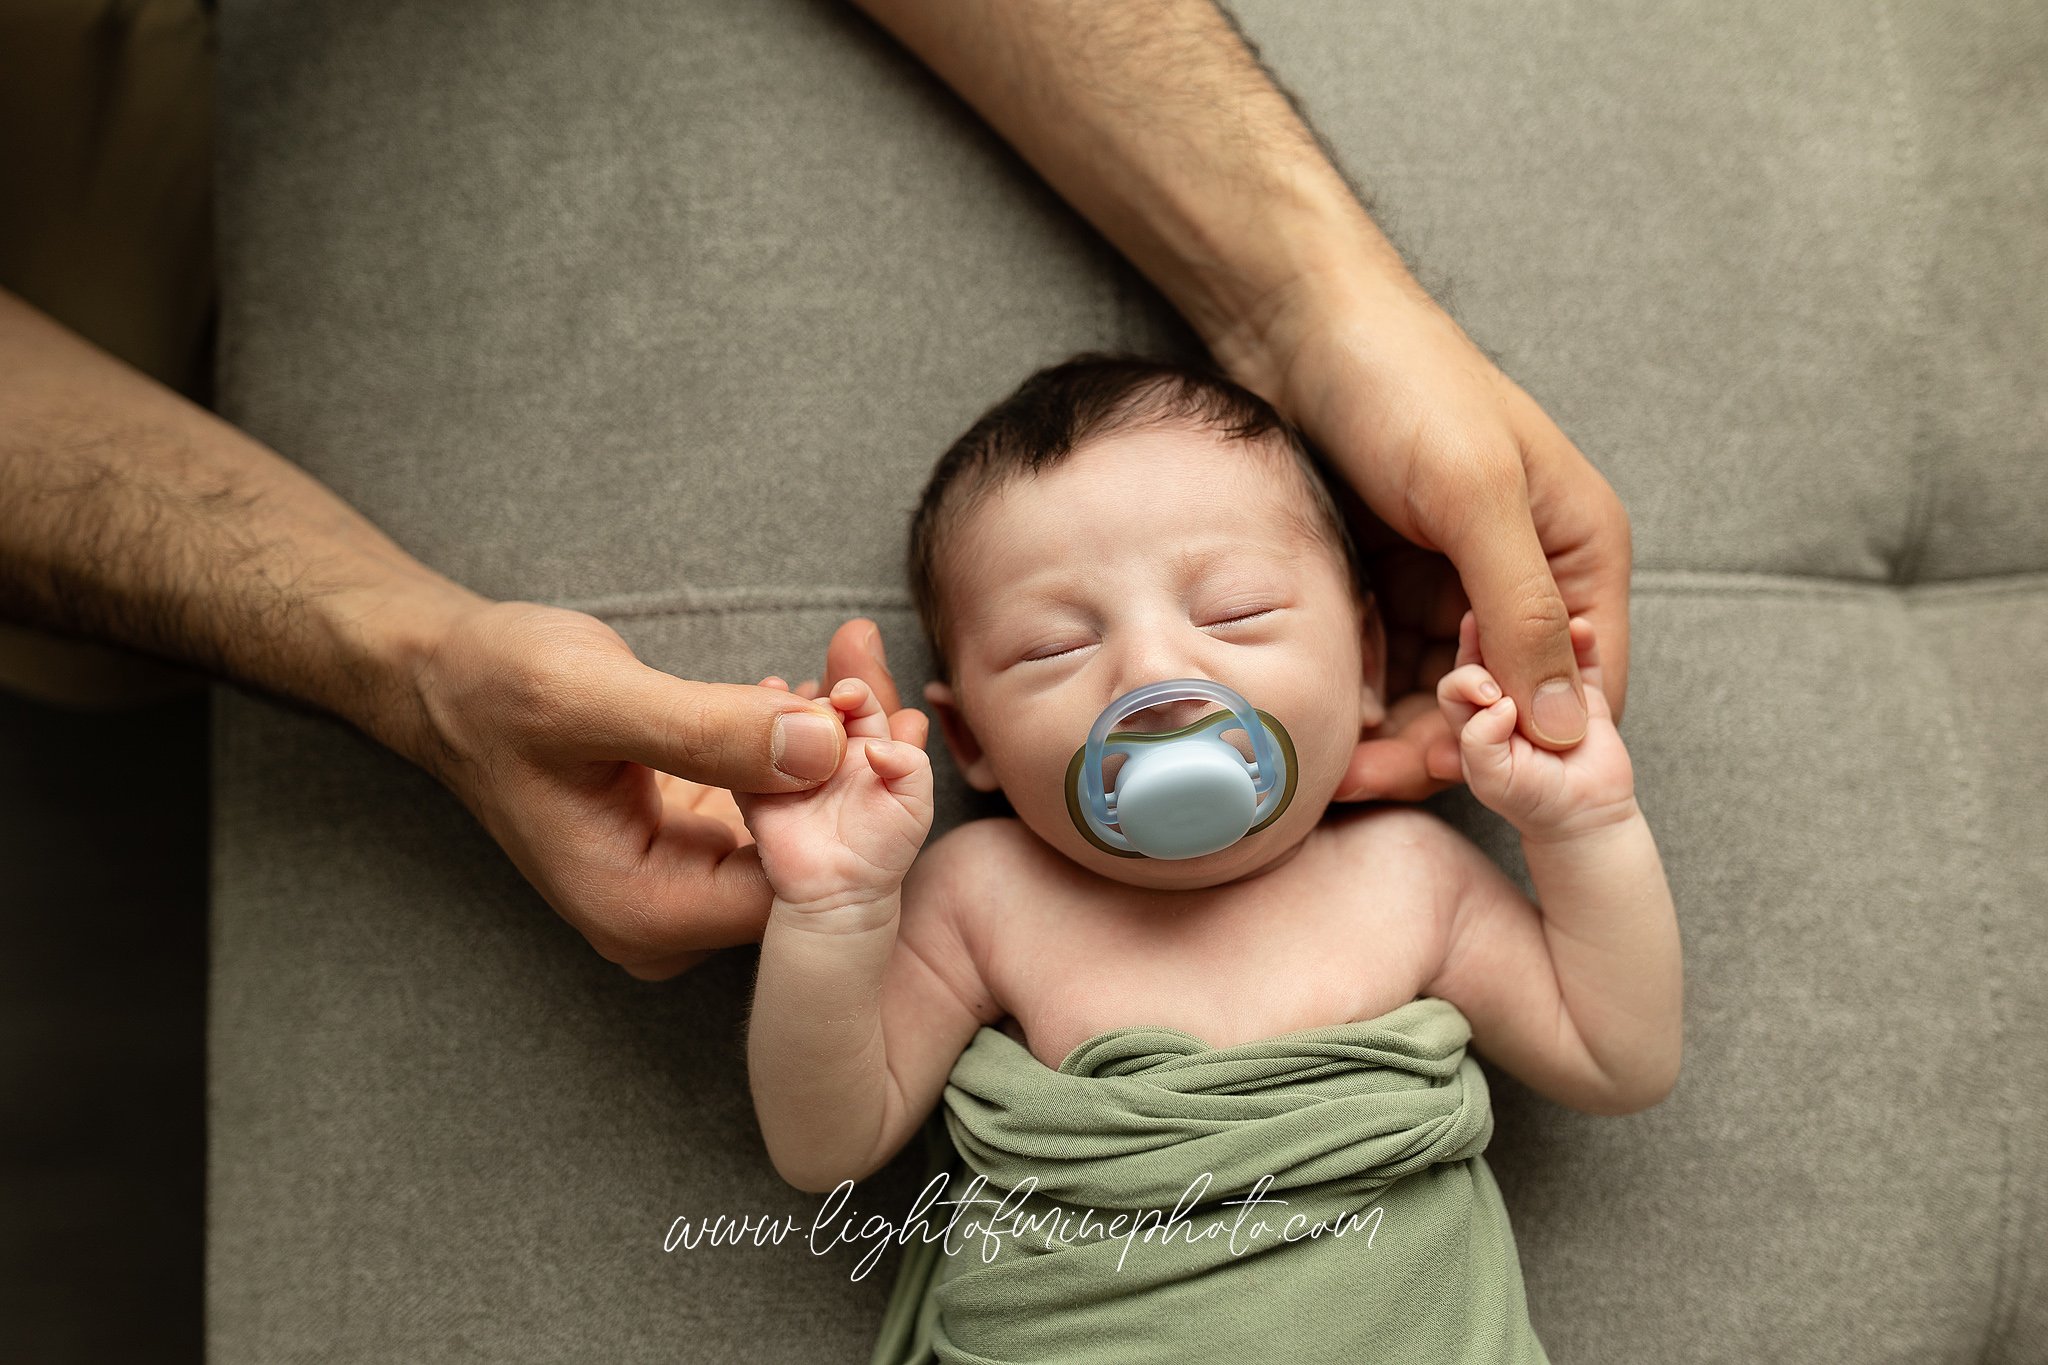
[1302,689,1378,796]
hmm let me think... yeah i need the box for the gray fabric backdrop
[209,1,2046,1359]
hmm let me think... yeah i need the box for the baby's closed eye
[1023,607,1286,663]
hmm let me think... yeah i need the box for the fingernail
[1477,678,1501,702]
[773,711,840,779]
[1532,679,1586,744]
[868,629,888,666]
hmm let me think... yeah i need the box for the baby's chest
[989,848,1449,1068]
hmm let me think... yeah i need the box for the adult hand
[1218,271,1633,806]
[408,602,926,981]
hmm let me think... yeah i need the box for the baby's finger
[797,678,821,699]
[1437,668,1481,735]
[1438,663,1504,766]
[1457,694,1519,788]
[760,676,791,691]
[1438,662,1503,712]
[864,737,917,780]
[827,675,894,740]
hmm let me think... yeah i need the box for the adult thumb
[573,665,846,791]
[1445,489,1586,748]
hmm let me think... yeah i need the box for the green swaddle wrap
[870,995,1549,1364]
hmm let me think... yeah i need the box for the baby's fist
[734,676,935,912]
[1435,610,1637,839]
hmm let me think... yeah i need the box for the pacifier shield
[1064,696,1299,860]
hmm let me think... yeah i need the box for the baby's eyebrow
[971,543,1240,624]
[963,539,1294,637]
[952,580,1075,643]
[1164,542,1236,584]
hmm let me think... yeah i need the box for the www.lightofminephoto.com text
[662,1171,1388,1281]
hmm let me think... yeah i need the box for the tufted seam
[545,569,2048,623]
[1624,570,2048,599]
[549,585,915,622]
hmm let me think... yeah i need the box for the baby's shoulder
[924,813,1035,859]
[916,815,1037,878]
[898,819,1037,1011]
[902,817,1037,926]
[1312,803,1472,909]
[1319,801,1461,856]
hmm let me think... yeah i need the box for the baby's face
[923,421,1387,891]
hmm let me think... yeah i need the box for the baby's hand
[1436,610,1638,840]
[733,676,935,912]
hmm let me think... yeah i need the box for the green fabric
[871,996,1549,1364]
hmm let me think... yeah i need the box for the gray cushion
[209,0,2047,1360]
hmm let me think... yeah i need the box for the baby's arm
[738,678,1001,1192]
[1425,611,1683,1115]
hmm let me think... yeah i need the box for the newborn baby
[738,354,1682,1364]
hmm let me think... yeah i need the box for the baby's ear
[923,680,1001,792]
[1357,589,1389,731]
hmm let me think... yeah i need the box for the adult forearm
[0,288,484,761]
[1520,805,1684,1109]
[749,895,901,1192]
[846,0,1418,379]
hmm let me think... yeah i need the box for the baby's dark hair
[907,352,1371,686]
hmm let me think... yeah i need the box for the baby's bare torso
[959,807,1457,1070]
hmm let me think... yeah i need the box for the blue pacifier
[1065,679,1298,860]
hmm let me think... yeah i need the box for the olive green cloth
[873,997,1548,1364]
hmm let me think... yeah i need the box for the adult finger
[560,662,846,791]
[1335,705,1460,804]
[1430,460,1587,750]
[630,811,778,961]
[1503,380,1634,724]
[892,707,931,749]
[622,950,715,982]
[564,807,777,977]
[824,617,931,752]
[825,617,903,713]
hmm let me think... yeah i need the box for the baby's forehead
[965,422,1302,525]
[951,440,1313,566]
